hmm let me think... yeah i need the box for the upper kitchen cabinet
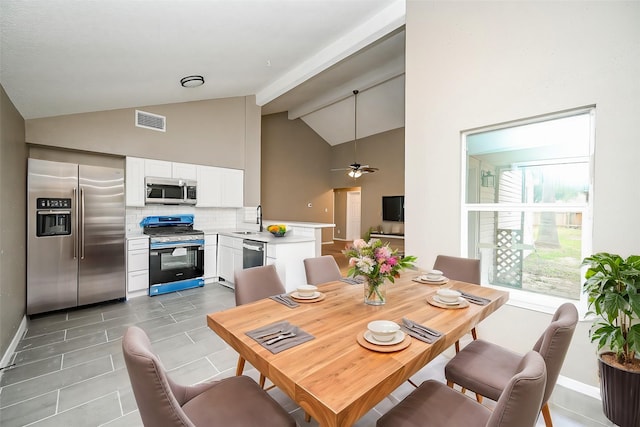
[145,159,196,180]
[172,162,197,180]
[196,165,244,207]
[126,157,146,207]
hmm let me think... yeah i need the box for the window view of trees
[464,110,592,300]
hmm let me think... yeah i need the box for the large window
[463,109,593,301]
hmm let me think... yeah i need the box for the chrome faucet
[256,205,263,232]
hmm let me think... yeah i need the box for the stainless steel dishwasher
[242,239,265,269]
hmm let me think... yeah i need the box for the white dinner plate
[420,275,446,282]
[363,330,405,346]
[290,291,321,300]
[433,295,461,306]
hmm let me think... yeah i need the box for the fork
[265,331,297,345]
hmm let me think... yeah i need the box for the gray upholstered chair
[122,326,296,427]
[234,264,286,388]
[445,302,578,427]
[303,255,342,285]
[433,255,481,353]
[378,351,547,427]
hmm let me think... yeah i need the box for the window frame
[460,107,595,315]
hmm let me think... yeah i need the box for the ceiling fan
[331,89,379,178]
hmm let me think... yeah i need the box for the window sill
[484,284,588,318]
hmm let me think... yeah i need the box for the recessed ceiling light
[180,75,205,88]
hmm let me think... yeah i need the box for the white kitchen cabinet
[220,168,244,207]
[217,235,243,285]
[144,159,172,178]
[196,165,244,208]
[204,234,218,283]
[125,157,145,207]
[127,237,149,294]
[172,162,197,180]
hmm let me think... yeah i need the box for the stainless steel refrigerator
[27,158,126,315]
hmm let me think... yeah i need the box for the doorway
[332,187,361,241]
[346,191,361,240]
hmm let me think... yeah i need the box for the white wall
[405,0,640,391]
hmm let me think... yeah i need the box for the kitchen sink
[232,231,258,235]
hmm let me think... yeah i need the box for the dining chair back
[377,351,546,427]
[234,264,286,306]
[433,255,481,353]
[233,264,286,388]
[122,326,296,427]
[486,351,547,427]
[303,255,342,285]
[433,255,481,284]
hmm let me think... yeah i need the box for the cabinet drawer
[128,238,149,251]
[128,270,149,292]
[128,249,149,272]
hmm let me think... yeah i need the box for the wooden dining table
[206,275,509,427]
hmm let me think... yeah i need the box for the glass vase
[364,277,387,305]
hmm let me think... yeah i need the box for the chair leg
[259,373,266,388]
[446,380,454,388]
[235,356,246,376]
[475,393,482,403]
[471,327,478,340]
[455,340,461,353]
[408,378,419,388]
[541,402,553,427]
[305,412,311,422]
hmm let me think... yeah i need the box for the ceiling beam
[255,0,405,106]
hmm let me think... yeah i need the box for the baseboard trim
[550,375,609,424]
[0,315,27,378]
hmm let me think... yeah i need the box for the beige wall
[0,85,28,358]
[261,112,335,242]
[331,127,405,237]
[261,113,405,242]
[405,0,640,391]
[25,96,261,204]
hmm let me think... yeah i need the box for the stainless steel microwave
[145,177,197,205]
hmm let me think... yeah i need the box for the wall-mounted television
[382,195,404,222]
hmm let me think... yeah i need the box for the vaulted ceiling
[0,0,406,146]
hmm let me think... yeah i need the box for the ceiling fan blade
[360,167,378,173]
[330,167,351,171]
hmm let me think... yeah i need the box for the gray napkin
[459,291,490,305]
[401,318,443,344]
[246,321,315,354]
[340,277,364,285]
[269,293,299,308]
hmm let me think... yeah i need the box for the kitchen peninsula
[215,221,335,292]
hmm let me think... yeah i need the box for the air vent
[135,110,166,132]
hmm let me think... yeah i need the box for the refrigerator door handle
[80,187,85,259]
[73,187,78,260]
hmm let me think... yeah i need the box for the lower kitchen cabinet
[266,241,315,292]
[204,234,218,283]
[127,236,149,294]
[217,235,243,285]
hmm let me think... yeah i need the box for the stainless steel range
[142,215,204,296]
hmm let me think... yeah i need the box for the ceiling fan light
[348,170,362,178]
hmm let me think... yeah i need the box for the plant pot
[599,353,640,427]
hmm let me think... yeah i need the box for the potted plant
[582,252,640,427]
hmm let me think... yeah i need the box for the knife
[401,326,435,344]
[458,291,489,305]
[402,318,442,337]
[275,294,299,307]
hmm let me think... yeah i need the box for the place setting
[356,320,412,352]
[246,320,315,354]
[413,269,450,285]
[427,288,470,309]
[289,284,326,303]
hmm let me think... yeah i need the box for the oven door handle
[150,242,204,250]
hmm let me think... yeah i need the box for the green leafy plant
[582,252,640,364]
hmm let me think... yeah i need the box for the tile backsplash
[126,206,240,234]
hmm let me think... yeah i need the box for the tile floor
[1,282,611,426]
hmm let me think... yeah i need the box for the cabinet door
[172,162,197,180]
[125,157,145,207]
[218,245,235,282]
[196,165,222,207]
[145,159,172,178]
[128,249,149,272]
[128,270,149,292]
[220,168,244,207]
[233,248,243,279]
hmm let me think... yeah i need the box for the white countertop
[215,229,315,244]
[264,220,335,229]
